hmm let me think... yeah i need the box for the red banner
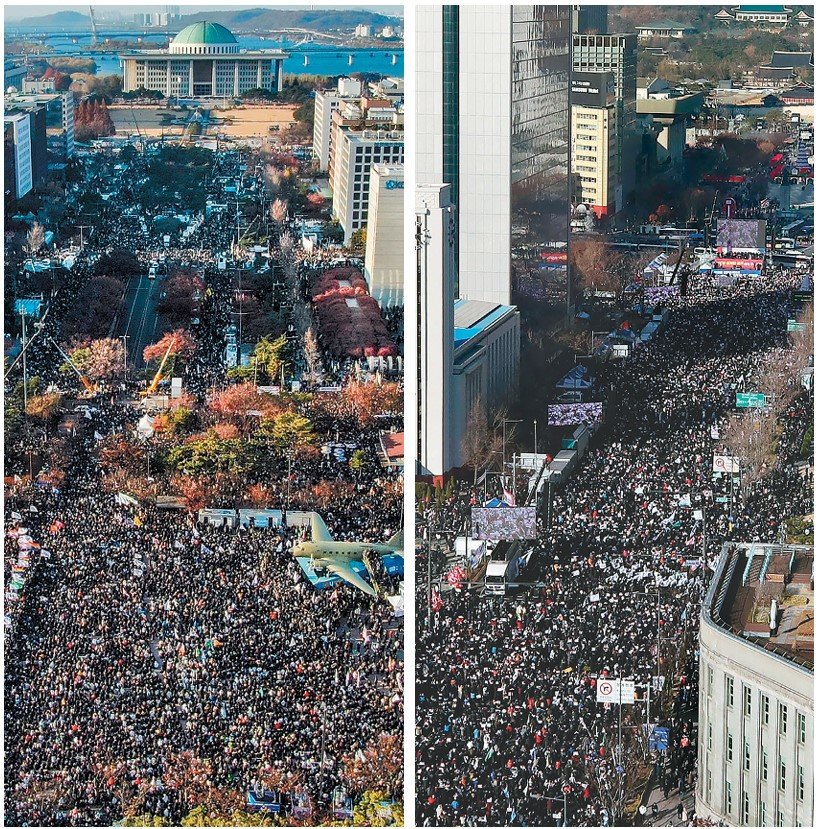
[714,258,764,270]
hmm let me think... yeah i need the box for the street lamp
[501,418,522,490]
[119,334,130,382]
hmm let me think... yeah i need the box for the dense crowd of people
[5,143,405,826]
[417,266,812,826]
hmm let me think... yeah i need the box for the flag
[431,589,444,612]
[133,515,143,527]
[94,431,104,441]
[475,468,488,486]
[502,489,516,506]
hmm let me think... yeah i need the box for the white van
[148,264,158,279]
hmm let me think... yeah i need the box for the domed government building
[120,21,288,97]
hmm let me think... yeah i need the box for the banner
[714,258,764,271]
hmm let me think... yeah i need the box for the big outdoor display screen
[716,219,766,253]
[548,402,603,426]
[471,507,538,541]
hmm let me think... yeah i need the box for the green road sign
[787,320,806,333]
[736,392,766,408]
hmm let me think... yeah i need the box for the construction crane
[142,336,177,396]
[89,6,99,47]
[48,336,97,393]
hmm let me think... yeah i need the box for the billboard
[571,71,615,108]
[716,219,766,254]
[548,402,603,426]
[471,507,537,541]
[714,258,764,271]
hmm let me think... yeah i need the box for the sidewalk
[640,783,696,826]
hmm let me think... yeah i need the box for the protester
[417,267,812,827]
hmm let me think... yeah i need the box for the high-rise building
[364,164,404,308]
[313,77,364,172]
[417,5,571,308]
[330,128,404,243]
[417,183,457,476]
[62,92,75,160]
[571,71,620,217]
[572,33,637,201]
[3,113,32,202]
[571,4,608,34]
[698,543,813,828]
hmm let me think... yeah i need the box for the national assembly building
[120,21,288,98]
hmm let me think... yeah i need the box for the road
[116,274,161,374]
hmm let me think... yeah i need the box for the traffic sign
[736,392,766,409]
[596,678,635,704]
[787,320,806,333]
[597,679,619,703]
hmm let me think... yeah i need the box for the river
[5,30,404,78]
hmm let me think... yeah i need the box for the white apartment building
[364,164,404,308]
[313,77,363,172]
[698,543,813,828]
[571,72,620,218]
[5,112,32,200]
[330,128,404,243]
[62,91,74,160]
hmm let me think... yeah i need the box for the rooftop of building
[781,86,814,98]
[769,50,814,67]
[707,542,813,671]
[120,21,286,58]
[173,21,237,46]
[733,5,792,12]
[636,92,704,118]
[453,299,517,347]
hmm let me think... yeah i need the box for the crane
[88,6,99,47]
[142,336,177,396]
[47,336,97,393]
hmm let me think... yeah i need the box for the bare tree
[461,397,502,484]
[303,326,323,384]
[26,222,45,256]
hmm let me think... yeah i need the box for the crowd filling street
[5,142,404,825]
[417,265,813,827]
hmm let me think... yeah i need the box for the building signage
[570,71,615,108]
[713,454,740,473]
[385,179,404,190]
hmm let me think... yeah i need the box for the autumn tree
[269,198,288,226]
[208,383,278,432]
[341,733,403,798]
[143,329,197,364]
[264,410,315,451]
[66,337,126,382]
[337,379,402,426]
[25,392,62,421]
[252,333,288,381]
[570,236,611,295]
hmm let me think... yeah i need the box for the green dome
[172,21,237,46]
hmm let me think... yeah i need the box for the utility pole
[119,334,129,381]
[77,224,92,248]
[534,419,538,458]
[21,310,28,409]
